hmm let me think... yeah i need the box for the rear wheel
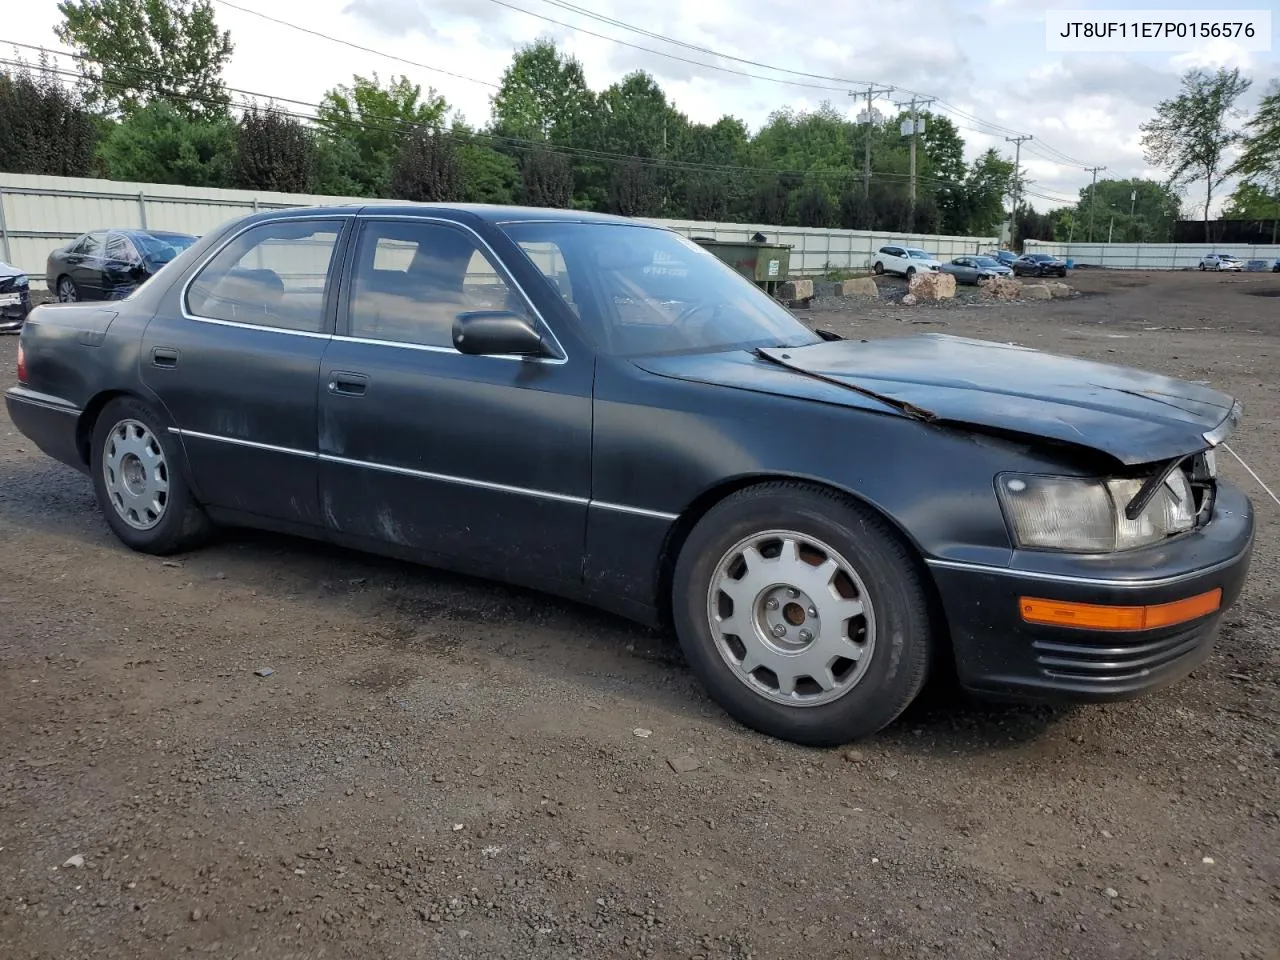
[90,396,212,555]
[906,266,916,279]
[671,482,933,747]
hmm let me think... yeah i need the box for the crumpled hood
[0,261,26,280]
[633,333,1239,465]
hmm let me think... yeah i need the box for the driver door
[317,216,594,584]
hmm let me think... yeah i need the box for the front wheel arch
[655,475,948,649]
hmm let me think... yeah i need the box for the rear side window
[345,219,530,349]
[185,218,343,333]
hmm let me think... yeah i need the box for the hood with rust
[632,333,1239,465]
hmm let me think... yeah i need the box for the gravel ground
[1,269,1277,960]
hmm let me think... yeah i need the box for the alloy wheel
[102,418,169,530]
[705,530,876,707]
[57,277,77,302]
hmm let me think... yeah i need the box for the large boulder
[908,270,956,300]
[1045,281,1074,298]
[779,278,814,301]
[839,277,880,298]
[1021,283,1053,300]
[979,276,1023,300]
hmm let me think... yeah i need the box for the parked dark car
[1012,253,1068,278]
[984,249,1019,268]
[5,204,1255,747]
[46,228,198,303]
[0,259,31,332]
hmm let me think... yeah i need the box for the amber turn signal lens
[1019,588,1222,631]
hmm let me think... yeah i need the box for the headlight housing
[997,469,1197,553]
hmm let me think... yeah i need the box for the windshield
[906,248,933,259]
[498,220,820,358]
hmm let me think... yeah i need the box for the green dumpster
[691,238,793,295]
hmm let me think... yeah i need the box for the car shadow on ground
[0,459,1077,754]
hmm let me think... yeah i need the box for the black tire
[906,266,916,279]
[670,482,934,747]
[873,261,884,275]
[56,275,79,302]
[1199,262,1206,271]
[89,395,213,555]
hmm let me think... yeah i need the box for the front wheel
[56,276,79,302]
[873,262,884,275]
[90,396,213,555]
[670,482,934,747]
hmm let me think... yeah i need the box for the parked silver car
[940,255,1013,285]
[1198,253,1243,271]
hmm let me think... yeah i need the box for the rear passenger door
[316,215,593,584]
[141,215,350,528]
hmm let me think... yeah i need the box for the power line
[506,0,1096,167]
[3,45,1089,210]
[1005,134,1032,245]
[208,0,497,89]
[0,52,974,191]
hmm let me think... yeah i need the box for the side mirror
[452,310,549,358]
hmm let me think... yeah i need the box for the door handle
[151,346,179,368]
[328,371,368,397]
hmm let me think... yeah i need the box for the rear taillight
[16,340,27,383]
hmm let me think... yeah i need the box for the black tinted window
[105,233,136,261]
[346,220,528,349]
[186,219,342,333]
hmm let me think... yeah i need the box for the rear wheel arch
[77,390,196,491]
[655,475,947,642]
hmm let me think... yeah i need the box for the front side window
[79,232,106,256]
[346,219,530,349]
[185,218,343,333]
[501,220,820,358]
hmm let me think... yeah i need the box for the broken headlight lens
[997,469,1196,553]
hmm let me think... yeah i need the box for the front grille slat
[1032,626,1211,682]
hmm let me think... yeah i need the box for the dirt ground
[1,269,1277,960]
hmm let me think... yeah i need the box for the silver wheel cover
[102,418,170,531]
[706,529,877,707]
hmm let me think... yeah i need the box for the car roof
[251,202,651,227]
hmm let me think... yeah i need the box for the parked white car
[872,245,942,278]
[1199,253,1244,271]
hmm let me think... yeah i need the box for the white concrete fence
[1025,239,1280,270]
[0,172,998,289]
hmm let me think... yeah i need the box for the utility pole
[1085,165,1106,242]
[894,95,935,205]
[1005,134,1031,247]
[850,85,894,199]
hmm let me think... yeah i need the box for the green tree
[609,161,661,217]
[390,128,463,202]
[489,38,595,145]
[795,183,836,228]
[1075,178,1181,242]
[1229,79,1280,193]
[55,0,233,119]
[96,99,233,185]
[232,103,316,194]
[451,125,519,205]
[1140,67,1253,241]
[521,146,574,208]
[684,175,730,221]
[957,148,1014,236]
[1222,181,1280,219]
[316,73,449,197]
[0,54,101,176]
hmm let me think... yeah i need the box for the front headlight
[997,469,1197,553]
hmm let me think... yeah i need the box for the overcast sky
[12,0,1279,214]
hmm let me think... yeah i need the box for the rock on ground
[979,276,1023,300]
[1022,283,1053,300]
[839,277,879,298]
[779,278,813,300]
[908,271,956,300]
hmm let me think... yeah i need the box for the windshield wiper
[754,347,938,422]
